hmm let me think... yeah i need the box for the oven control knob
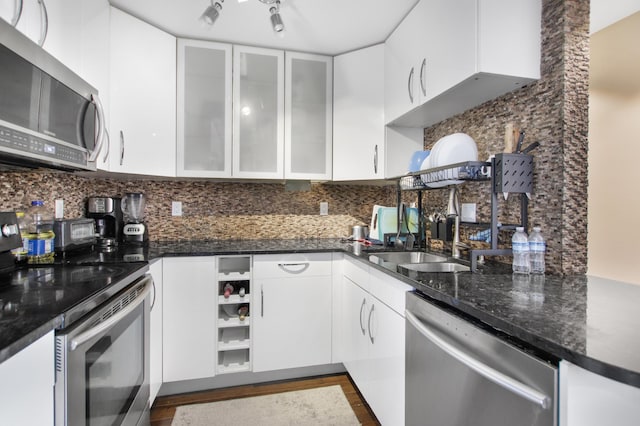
[1,224,19,237]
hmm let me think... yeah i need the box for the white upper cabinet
[0,0,21,27]
[177,40,232,178]
[284,52,333,180]
[385,0,541,127]
[109,7,176,177]
[333,44,386,181]
[10,0,44,45]
[40,0,82,74]
[233,45,284,179]
[79,0,110,171]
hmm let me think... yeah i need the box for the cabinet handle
[407,67,415,103]
[11,0,23,26]
[358,298,366,336]
[261,287,264,317]
[405,310,552,410]
[277,263,310,274]
[103,129,110,163]
[373,144,378,174]
[119,130,125,165]
[36,0,48,47]
[419,58,427,97]
[150,279,157,311]
[367,304,375,344]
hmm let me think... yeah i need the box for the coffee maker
[121,193,148,244]
[86,197,124,250]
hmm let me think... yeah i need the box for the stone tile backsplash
[0,171,396,241]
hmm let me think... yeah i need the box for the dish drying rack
[392,153,533,271]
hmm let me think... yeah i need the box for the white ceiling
[108,0,420,56]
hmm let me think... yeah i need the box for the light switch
[171,201,182,216]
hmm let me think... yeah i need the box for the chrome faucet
[447,186,462,258]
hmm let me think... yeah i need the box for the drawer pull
[277,263,310,274]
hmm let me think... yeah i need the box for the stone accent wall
[422,0,589,274]
[0,171,395,240]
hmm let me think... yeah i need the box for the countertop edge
[3,241,639,390]
[0,317,63,364]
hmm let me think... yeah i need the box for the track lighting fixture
[269,1,284,32]
[200,0,223,26]
[201,0,285,33]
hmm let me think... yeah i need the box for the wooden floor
[150,373,380,425]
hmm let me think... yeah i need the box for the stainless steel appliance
[87,197,124,249]
[121,193,148,244]
[53,218,96,253]
[405,292,557,426]
[55,273,152,426]
[0,18,105,171]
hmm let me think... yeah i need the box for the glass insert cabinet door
[284,52,333,180]
[177,40,232,177]
[233,45,284,179]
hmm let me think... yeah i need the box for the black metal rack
[392,153,533,271]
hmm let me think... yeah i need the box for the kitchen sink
[368,251,448,265]
[399,262,470,273]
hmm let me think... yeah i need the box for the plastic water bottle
[26,200,55,264]
[528,226,546,274]
[512,227,530,274]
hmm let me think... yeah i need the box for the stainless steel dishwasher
[405,292,557,426]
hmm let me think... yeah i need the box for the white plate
[432,133,478,167]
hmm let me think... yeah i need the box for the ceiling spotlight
[269,1,284,33]
[201,0,223,26]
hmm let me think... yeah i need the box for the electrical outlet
[171,201,182,216]
[320,202,328,216]
[54,199,64,219]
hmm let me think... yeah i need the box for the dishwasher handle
[405,310,551,410]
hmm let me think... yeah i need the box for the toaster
[53,218,96,252]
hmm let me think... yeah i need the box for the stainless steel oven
[55,274,152,426]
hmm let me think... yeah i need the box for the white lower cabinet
[253,253,333,372]
[0,331,54,426]
[341,258,410,426]
[149,259,163,404]
[560,361,640,426]
[162,257,216,383]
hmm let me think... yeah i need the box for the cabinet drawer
[343,256,370,290]
[253,253,332,278]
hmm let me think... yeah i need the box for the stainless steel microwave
[0,18,105,171]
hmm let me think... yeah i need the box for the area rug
[170,384,361,426]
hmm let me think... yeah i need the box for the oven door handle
[70,276,152,351]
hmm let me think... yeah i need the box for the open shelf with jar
[215,255,252,374]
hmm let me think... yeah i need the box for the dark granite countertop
[2,238,639,391]
[0,262,148,363]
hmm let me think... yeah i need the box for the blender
[121,193,148,244]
